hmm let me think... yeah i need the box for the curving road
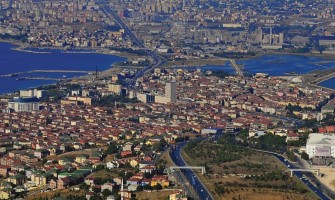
[98,0,166,86]
[171,141,331,200]
[170,142,214,200]
[263,151,331,200]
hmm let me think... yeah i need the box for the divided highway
[171,140,332,200]
[265,151,331,200]
[98,2,331,199]
[170,142,214,200]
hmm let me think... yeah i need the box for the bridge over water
[228,59,244,77]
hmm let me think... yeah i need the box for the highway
[171,139,331,200]
[95,3,330,198]
[263,151,331,200]
[98,0,166,86]
[170,142,214,200]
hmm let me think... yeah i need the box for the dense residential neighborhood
[1,0,335,199]
[0,67,333,199]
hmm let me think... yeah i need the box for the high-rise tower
[165,81,176,103]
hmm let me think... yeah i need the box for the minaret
[121,178,124,200]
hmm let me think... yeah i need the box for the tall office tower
[165,81,176,103]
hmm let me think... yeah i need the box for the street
[264,151,331,200]
[98,0,166,86]
[170,142,213,200]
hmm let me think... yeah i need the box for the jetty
[30,70,94,74]
[0,70,95,78]
[16,77,63,81]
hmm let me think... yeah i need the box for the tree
[92,186,101,194]
[102,189,112,197]
[153,183,163,190]
[137,185,144,191]
[301,151,310,160]
[80,182,89,191]
[42,158,48,164]
[95,164,105,171]
[106,143,118,154]
[153,139,168,152]
[143,184,153,190]
[318,45,326,54]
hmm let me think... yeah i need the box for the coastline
[0,40,135,95]
[1,39,335,94]
[0,39,137,60]
[11,46,52,54]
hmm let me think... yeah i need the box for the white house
[107,161,119,169]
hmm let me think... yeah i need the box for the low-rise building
[7,98,39,112]
[306,133,335,159]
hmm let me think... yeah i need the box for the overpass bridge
[285,169,320,177]
[164,166,206,174]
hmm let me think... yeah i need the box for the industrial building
[306,133,335,159]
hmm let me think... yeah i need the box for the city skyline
[0,0,335,200]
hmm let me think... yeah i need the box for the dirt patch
[135,189,180,200]
[26,188,85,200]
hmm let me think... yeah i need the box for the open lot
[317,167,335,191]
[26,188,85,200]
[135,190,180,200]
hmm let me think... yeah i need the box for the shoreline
[0,39,135,60]
[1,39,335,94]
[0,40,133,96]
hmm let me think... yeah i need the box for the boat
[16,77,26,80]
